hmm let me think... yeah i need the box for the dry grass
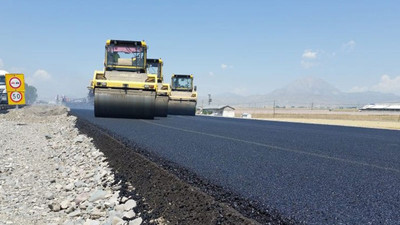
[234,108,400,130]
[252,113,400,122]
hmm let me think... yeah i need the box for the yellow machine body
[147,58,170,117]
[91,40,157,119]
[168,74,197,116]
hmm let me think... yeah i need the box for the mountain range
[199,76,400,108]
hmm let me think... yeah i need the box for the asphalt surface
[71,108,400,224]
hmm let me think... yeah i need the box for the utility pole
[208,94,212,105]
[273,100,276,118]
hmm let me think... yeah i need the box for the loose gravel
[0,106,146,225]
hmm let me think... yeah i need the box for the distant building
[361,103,400,111]
[202,105,235,117]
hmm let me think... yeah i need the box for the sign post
[5,74,26,106]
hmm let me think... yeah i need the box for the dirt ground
[235,108,400,130]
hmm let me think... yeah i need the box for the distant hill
[199,76,400,108]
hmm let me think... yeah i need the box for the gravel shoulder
[0,106,147,225]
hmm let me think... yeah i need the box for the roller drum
[168,100,196,116]
[94,88,156,119]
[155,95,168,117]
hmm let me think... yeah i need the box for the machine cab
[147,58,163,83]
[171,74,194,91]
[105,40,147,72]
[0,72,7,104]
[0,75,5,86]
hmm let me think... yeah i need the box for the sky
[1,0,400,100]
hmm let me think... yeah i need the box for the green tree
[25,83,38,104]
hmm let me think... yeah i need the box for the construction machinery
[168,74,197,116]
[147,58,170,117]
[0,71,8,105]
[90,40,157,119]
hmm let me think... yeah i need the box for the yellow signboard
[7,91,26,105]
[5,74,25,92]
[5,74,26,105]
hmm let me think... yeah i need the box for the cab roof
[147,58,163,64]
[172,74,193,78]
[106,40,147,47]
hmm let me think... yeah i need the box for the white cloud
[221,64,234,70]
[33,69,51,80]
[301,50,318,69]
[342,40,356,52]
[302,50,317,59]
[371,74,400,95]
[0,58,4,68]
[349,75,400,95]
[208,72,214,76]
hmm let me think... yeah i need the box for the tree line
[25,83,37,104]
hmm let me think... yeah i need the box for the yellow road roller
[168,74,197,116]
[147,58,170,117]
[90,40,157,119]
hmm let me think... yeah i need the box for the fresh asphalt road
[71,108,400,224]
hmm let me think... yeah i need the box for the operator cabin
[202,105,235,117]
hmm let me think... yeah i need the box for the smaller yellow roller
[147,58,170,117]
[168,74,197,116]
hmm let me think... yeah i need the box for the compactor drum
[168,100,196,115]
[168,74,197,116]
[91,40,157,119]
[147,59,170,117]
[155,95,168,117]
[94,88,155,119]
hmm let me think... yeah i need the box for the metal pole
[273,100,275,118]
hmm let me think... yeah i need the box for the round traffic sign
[9,77,22,89]
[10,91,23,103]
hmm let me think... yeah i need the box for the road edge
[74,115,282,224]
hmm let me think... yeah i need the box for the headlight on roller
[96,82,107,87]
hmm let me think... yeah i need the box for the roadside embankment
[0,105,145,225]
